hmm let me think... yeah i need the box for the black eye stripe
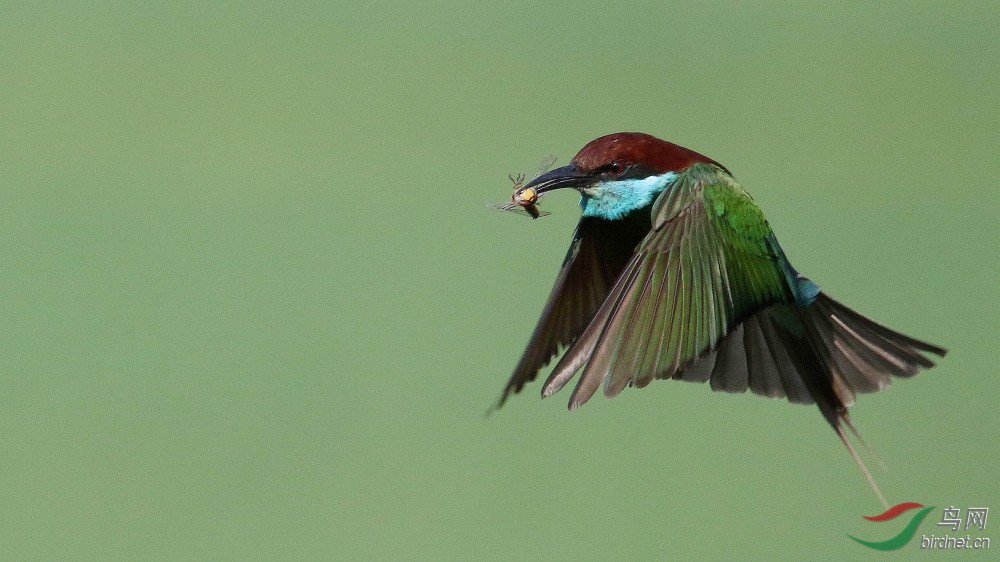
[597,161,625,177]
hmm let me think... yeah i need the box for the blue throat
[580,172,679,220]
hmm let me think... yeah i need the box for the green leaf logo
[848,502,935,551]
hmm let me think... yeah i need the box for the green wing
[542,163,796,408]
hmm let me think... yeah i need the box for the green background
[1,2,997,560]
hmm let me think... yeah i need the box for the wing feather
[493,213,649,409]
[548,163,793,407]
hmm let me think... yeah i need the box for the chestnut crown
[571,132,724,178]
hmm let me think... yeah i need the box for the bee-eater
[494,132,946,504]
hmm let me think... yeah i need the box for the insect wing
[489,203,551,218]
[531,155,558,182]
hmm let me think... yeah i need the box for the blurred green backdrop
[1,2,997,560]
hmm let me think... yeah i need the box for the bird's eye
[599,161,625,179]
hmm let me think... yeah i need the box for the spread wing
[493,212,651,409]
[542,163,798,408]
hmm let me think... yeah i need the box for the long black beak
[524,165,594,194]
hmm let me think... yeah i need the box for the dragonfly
[492,155,557,219]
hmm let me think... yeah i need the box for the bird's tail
[836,414,888,507]
[796,292,946,506]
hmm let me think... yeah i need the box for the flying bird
[493,132,946,504]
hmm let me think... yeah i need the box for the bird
[492,132,946,505]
